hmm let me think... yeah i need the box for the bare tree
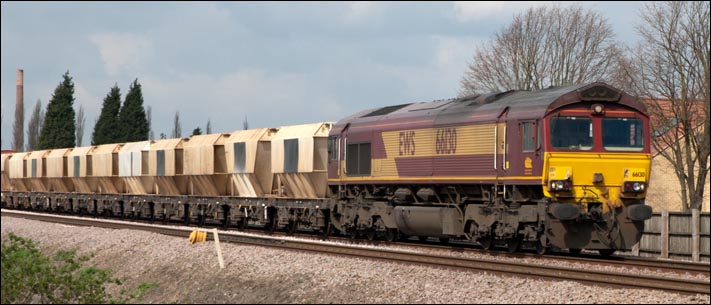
[206,119,212,134]
[75,104,86,146]
[13,97,24,152]
[146,106,154,140]
[459,5,621,95]
[26,99,44,151]
[172,111,182,138]
[629,1,710,212]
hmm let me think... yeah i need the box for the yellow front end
[541,152,652,251]
[543,152,650,213]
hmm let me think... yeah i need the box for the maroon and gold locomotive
[327,82,652,255]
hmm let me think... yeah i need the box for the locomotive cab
[541,85,653,254]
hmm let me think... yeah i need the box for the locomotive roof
[334,82,647,130]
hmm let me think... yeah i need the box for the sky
[1,1,646,150]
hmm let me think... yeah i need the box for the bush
[1,233,152,304]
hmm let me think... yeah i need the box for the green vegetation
[38,71,76,149]
[92,85,123,145]
[118,79,149,142]
[1,233,154,304]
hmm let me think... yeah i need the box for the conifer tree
[38,71,76,149]
[118,79,149,142]
[92,85,122,145]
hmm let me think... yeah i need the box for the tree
[26,99,44,151]
[192,127,203,136]
[75,104,86,147]
[459,5,621,95]
[38,71,76,149]
[206,119,212,134]
[13,91,24,152]
[172,111,181,138]
[92,85,122,145]
[118,79,149,142]
[629,1,710,212]
[243,116,249,130]
[146,105,154,140]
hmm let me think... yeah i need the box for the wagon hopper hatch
[8,152,30,192]
[225,128,276,197]
[2,153,16,191]
[67,146,96,193]
[118,141,152,194]
[90,143,124,194]
[271,122,333,198]
[182,133,229,196]
[148,138,186,195]
[45,148,73,192]
[25,150,51,192]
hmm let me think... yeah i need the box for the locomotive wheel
[349,228,358,240]
[384,229,397,242]
[507,237,521,253]
[535,241,548,255]
[479,236,493,250]
[568,248,582,255]
[598,249,616,257]
[366,229,376,241]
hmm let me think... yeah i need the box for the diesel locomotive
[1,82,653,256]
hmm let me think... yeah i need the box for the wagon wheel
[321,224,333,238]
[349,228,358,240]
[439,237,450,244]
[568,248,582,255]
[418,236,429,242]
[237,217,249,230]
[266,216,278,234]
[287,220,298,235]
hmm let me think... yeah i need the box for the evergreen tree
[38,71,76,149]
[192,127,202,136]
[92,85,122,145]
[118,79,149,142]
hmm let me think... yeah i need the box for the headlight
[549,180,572,191]
[623,182,646,193]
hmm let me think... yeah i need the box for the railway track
[396,239,711,277]
[3,209,709,295]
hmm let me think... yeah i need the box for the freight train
[1,82,653,256]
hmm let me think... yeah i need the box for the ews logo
[399,131,416,155]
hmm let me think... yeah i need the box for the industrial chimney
[13,69,24,151]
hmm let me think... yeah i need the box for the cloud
[89,32,153,76]
[453,1,551,22]
[345,1,378,22]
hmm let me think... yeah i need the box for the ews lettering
[435,128,457,154]
[399,131,416,155]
